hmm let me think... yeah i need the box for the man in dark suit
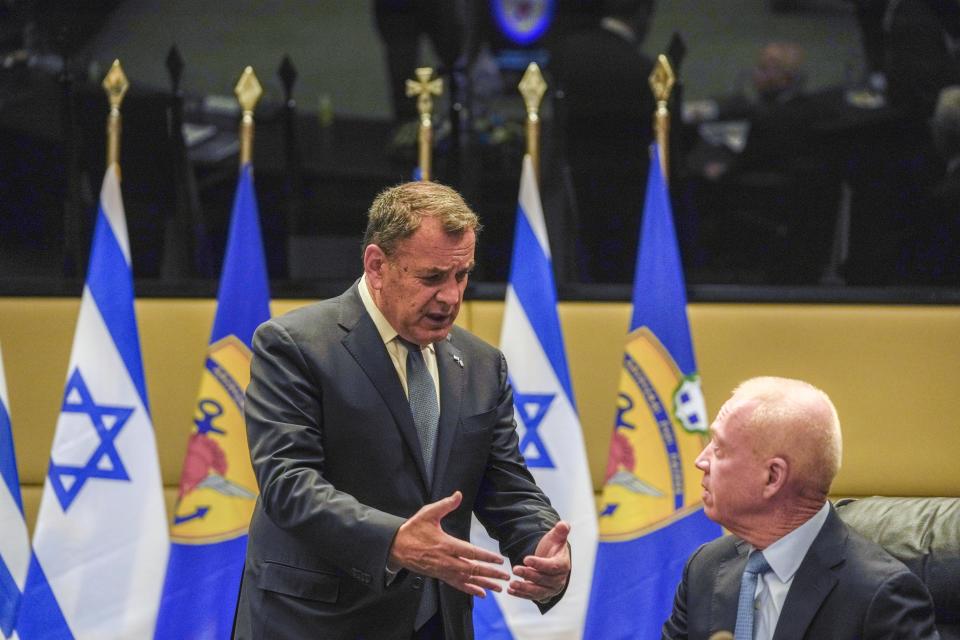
[554,0,656,283]
[233,181,571,640]
[924,84,960,285]
[662,376,939,639]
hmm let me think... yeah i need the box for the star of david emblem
[48,368,134,511]
[514,389,555,469]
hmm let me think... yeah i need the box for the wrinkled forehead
[391,225,476,264]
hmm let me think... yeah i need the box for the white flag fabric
[472,155,598,639]
[18,165,169,639]
[1,342,29,640]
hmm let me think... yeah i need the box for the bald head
[732,377,842,499]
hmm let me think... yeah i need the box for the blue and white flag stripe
[18,165,168,640]
[502,193,574,407]
[472,155,597,639]
[1,343,29,640]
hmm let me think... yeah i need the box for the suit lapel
[431,337,464,498]
[338,284,430,492]
[772,506,845,640]
[712,540,749,634]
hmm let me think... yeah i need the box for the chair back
[836,496,960,640]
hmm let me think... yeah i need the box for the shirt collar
[757,500,831,582]
[358,274,436,354]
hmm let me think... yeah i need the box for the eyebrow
[417,262,475,275]
[709,426,722,443]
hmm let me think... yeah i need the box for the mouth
[425,312,451,326]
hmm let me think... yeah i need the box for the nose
[694,446,709,472]
[435,275,461,306]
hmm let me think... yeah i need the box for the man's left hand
[507,521,571,602]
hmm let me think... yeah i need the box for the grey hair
[363,181,482,257]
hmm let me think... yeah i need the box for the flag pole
[102,59,129,173]
[406,66,442,181]
[648,54,676,182]
[518,62,547,182]
[235,66,263,167]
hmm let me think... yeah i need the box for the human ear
[363,244,387,289]
[762,457,788,498]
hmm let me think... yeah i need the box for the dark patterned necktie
[399,338,440,484]
[398,337,440,630]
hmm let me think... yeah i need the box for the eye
[421,273,444,285]
[706,435,720,455]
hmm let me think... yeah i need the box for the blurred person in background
[555,0,657,284]
[922,85,960,284]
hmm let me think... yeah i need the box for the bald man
[662,377,939,639]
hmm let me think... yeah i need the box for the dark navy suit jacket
[234,283,562,640]
[662,505,940,639]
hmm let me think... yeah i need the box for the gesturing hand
[507,521,571,603]
[388,491,510,597]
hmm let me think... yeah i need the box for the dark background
[1,0,957,302]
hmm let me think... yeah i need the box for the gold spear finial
[102,59,129,171]
[405,67,442,181]
[518,62,547,181]
[234,66,263,167]
[648,54,676,182]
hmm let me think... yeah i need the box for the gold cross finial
[234,66,263,166]
[102,59,129,170]
[406,67,443,121]
[405,67,442,180]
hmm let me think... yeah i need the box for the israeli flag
[18,165,169,639]
[472,156,598,639]
[1,343,29,640]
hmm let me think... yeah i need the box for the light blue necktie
[399,338,440,629]
[734,550,771,640]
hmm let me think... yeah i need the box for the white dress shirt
[359,274,441,583]
[358,274,440,402]
[750,500,831,640]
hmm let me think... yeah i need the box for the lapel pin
[452,354,464,368]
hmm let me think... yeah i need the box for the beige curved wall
[2,296,958,534]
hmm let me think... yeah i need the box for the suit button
[412,577,424,590]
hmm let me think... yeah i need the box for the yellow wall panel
[3,296,958,536]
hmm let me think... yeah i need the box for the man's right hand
[388,491,510,597]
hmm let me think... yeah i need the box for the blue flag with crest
[154,163,269,640]
[584,146,721,639]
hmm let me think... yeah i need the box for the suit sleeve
[863,568,940,639]
[472,352,566,612]
[245,319,404,593]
